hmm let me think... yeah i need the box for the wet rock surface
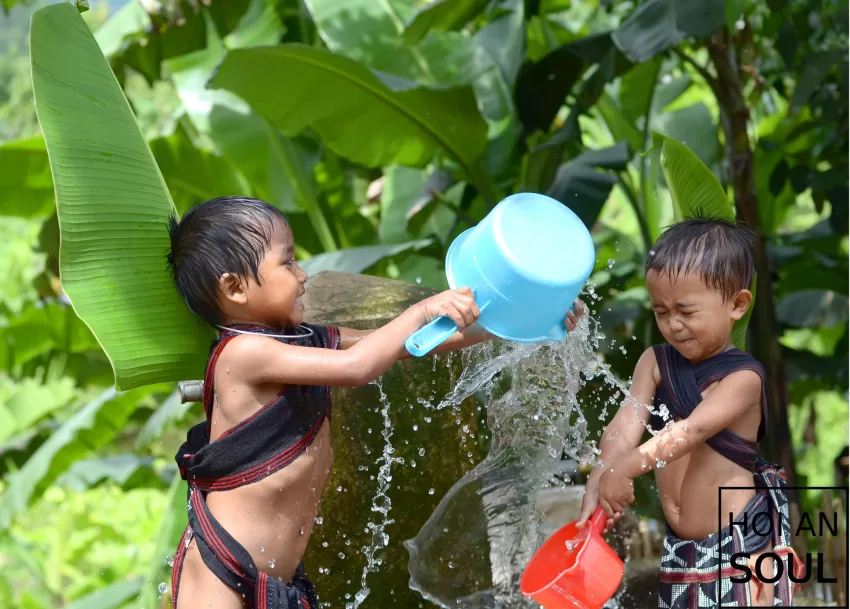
[301,272,490,608]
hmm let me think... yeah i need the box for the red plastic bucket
[520,506,624,609]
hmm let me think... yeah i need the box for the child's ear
[730,289,753,320]
[219,272,248,306]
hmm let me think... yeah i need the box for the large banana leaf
[207,44,489,180]
[305,0,522,180]
[30,2,214,390]
[652,133,755,350]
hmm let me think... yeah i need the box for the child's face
[219,220,308,328]
[646,270,751,363]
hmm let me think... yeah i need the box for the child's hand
[417,287,480,331]
[575,481,617,534]
[597,465,635,519]
[565,298,586,332]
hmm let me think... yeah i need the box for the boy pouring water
[165,196,585,609]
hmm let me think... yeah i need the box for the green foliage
[31,2,214,390]
[651,132,755,351]
[0,136,53,217]
[0,385,169,527]
[0,0,847,605]
[403,0,491,45]
[208,45,490,181]
[0,484,166,609]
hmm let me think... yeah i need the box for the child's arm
[597,367,763,515]
[576,347,657,530]
[337,299,586,357]
[223,288,479,388]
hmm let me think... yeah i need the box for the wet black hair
[166,196,289,325]
[645,215,756,302]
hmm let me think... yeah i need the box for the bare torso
[652,371,763,541]
[176,355,333,609]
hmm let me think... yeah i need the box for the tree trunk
[706,32,805,556]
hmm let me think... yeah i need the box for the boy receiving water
[165,196,584,609]
[577,217,801,607]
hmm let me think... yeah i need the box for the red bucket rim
[520,522,593,597]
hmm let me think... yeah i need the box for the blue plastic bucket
[405,193,596,357]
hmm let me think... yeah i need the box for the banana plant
[30,2,214,389]
[30,2,483,389]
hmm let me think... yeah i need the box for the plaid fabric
[658,459,804,608]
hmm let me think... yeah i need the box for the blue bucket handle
[404,301,576,358]
[405,315,461,357]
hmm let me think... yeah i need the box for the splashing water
[403,295,671,609]
[347,379,403,609]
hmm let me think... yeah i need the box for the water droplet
[260,546,264,553]
[418,448,425,456]
[314,516,323,525]
[412,424,419,431]
[158,582,168,594]
[268,559,275,569]
[165,556,174,568]
[299,527,305,535]
[428,488,435,495]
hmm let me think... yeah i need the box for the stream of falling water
[345,288,671,609]
[400,291,669,609]
[346,380,401,609]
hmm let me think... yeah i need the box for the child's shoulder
[634,346,662,387]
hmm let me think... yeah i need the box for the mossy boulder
[301,272,491,608]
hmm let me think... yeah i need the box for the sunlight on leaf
[208,45,488,177]
[31,3,214,389]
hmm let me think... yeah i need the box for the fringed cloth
[171,324,340,609]
[659,460,804,608]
